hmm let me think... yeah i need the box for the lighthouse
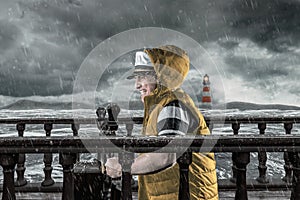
[201,74,212,108]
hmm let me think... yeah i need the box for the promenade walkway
[0,190,291,200]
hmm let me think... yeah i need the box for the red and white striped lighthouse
[202,74,212,108]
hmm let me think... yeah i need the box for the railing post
[59,153,77,200]
[119,151,134,200]
[42,123,55,186]
[100,176,112,200]
[126,123,133,136]
[257,123,269,183]
[177,151,192,200]
[96,106,111,199]
[283,122,293,183]
[71,123,80,162]
[231,122,240,183]
[119,124,135,200]
[207,121,214,134]
[15,123,27,187]
[0,154,18,200]
[97,103,121,199]
[235,152,250,200]
[71,123,80,137]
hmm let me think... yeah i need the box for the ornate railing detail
[177,151,192,200]
[257,123,268,183]
[0,115,299,200]
[42,123,55,187]
[15,123,27,187]
[0,154,18,200]
[230,122,240,183]
[283,122,294,183]
[59,153,77,200]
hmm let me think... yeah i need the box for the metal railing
[0,115,299,200]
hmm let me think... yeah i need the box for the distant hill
[0,99,91,110]
[220,101,300,111]
[0,99,143,110]
[121,101,300,111]
[1,99,299,111]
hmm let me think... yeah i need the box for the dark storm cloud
[224,54,289,81]
[0,0,299,105]
[0,20,22,54]
[213,37,300,104]
[21,0,188,41]
[225,0,300,52]
[1,0,193,96]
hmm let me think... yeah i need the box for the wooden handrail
[0,135,300,153]
[0,115,299,124]
[0,116,299,200]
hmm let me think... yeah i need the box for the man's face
[135,75,156,103]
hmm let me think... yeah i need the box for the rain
[0,0,299,199]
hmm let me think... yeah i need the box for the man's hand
[105,157,122,178]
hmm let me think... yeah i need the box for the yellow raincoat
[138,45,218,200]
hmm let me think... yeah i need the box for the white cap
[127,51,155,79]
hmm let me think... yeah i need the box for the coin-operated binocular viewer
[73,103,121,200]
[96,103,135,200]
[96,103,122,199]
[96,103,121,136]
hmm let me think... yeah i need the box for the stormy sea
[0,97,299,184]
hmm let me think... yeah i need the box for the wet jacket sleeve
[132,101,192,175]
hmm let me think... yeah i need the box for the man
[106,45,218,200]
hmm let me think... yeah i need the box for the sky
[0,0,299,106]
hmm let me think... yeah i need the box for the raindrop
[37,62,41,70]
[59,76,64,90]
[77,13,80,22]
[8,7,12,12]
